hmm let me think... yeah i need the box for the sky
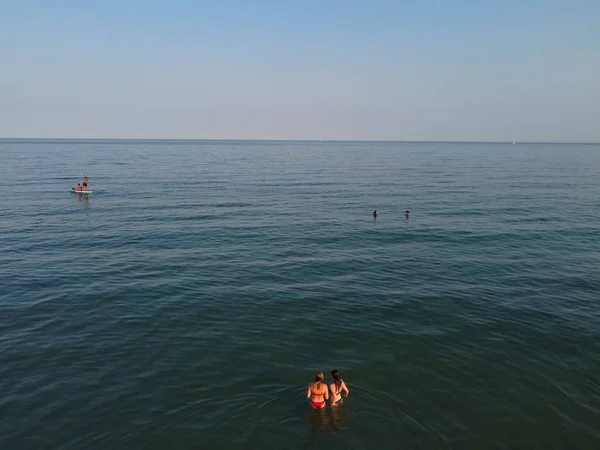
[0,0,598,141]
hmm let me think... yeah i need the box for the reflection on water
[305,403,350,436]
[306,406,328,433]
[74,193,89,205]
[328,403,349,434]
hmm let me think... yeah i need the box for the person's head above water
[314,371,324,385]
[331,369,342,386]
[373,210,378,216]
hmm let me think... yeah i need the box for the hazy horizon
[1,1,598,142]
[1,137,599,145]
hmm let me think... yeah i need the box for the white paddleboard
[71,189,92,194]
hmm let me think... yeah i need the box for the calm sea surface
[1,140,599,449]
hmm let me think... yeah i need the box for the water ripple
[1,141,600,448]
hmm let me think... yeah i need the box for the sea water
[0,140,599,449]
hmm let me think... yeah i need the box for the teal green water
[1,140,599,449]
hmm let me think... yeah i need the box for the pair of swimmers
[373,210,410,218]
[307,370,350,409]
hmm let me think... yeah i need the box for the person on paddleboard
[329,369,349,406]
[307,371,328,409]
[82,176,89,189]
[75,183,83,192]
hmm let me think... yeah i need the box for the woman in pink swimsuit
[306,371,328,409]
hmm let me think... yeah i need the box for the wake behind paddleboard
[71,189,92,194]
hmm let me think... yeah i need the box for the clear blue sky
[1,0,598,141]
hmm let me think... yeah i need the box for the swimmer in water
[405,210,410,219]
[82,176,89,189]
[329,369,349,406]
[373,210,379,218]
[307,371,328,409]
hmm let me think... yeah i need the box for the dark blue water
[1,140,599,449]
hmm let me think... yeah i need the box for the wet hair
[313,371,324,388]
[331,369,342,389]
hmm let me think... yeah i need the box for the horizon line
[1,137,599,145]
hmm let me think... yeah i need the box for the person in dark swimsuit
[306,371,328,409]
[82,176,89,189]
[329,369,349,406]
